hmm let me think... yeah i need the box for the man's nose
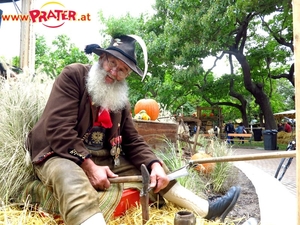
[110,68,118,76]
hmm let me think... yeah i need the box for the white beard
[86,62,129,112]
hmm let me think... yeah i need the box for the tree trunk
[235,53,277,130]
[229,78,249,127]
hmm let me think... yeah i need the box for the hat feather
[84,44,100,54]
[128,35,148,81]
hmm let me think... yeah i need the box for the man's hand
[81,158,118,191]
[149,162,169,193]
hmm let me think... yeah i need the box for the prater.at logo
[29,1,90,28]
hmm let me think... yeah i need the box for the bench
[226,133,253,144]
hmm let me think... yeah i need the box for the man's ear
[99,53,106,60]
[98,54,106,65]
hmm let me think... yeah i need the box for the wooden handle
[140,194,150,224]
[108,175,143,183]
[189,151,296,164]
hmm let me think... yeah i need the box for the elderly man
[26,35,240,225]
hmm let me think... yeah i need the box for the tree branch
[271,63,294,86]
[260,16,294,52]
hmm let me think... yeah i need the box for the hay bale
[277,132,295,145]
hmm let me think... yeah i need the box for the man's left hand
[149,162,169,193]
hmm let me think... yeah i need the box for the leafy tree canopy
[35,34,92,78]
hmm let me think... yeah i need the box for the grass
[154,139,208,197]
[231,140,287,150]
[0,73,53,202]
[155,136,236,195]
[0,73,58,224]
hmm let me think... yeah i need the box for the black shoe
[204,186,241,221]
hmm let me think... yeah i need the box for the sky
[0,0,156,59]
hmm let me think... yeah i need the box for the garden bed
[226,167,260,223]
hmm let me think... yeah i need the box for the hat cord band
[106,47,137,65]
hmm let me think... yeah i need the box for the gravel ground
[226,168,261,224]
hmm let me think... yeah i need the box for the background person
[277,123,284,132]
[224,120,235,144]
[235,122,246,144]
[284,121,292,133]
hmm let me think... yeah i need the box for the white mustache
[106,73,116,81]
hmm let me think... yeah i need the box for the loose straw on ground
[0,201,244,225]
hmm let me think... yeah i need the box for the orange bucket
[113,188,141,217]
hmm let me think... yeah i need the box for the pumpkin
[134,98,160,121]
[191,152,215,174]
[210,112,214,117]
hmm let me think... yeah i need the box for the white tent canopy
[273,109,296,120]
[273,109,296,115]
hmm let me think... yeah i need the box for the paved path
[232,147,296,196]
[232,147,297,225]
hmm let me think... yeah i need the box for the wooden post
[20,0,35,74]
[292,1,300,224]
[192,120,201,154]
[180,119,193,153]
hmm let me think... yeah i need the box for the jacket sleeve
[41,64,91,164]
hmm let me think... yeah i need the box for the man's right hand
[80,158,118,191]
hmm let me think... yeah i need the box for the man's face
[101,54,132,84]
[86,60,129,112]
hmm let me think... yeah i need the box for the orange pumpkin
[191,152,215,174]
[134,98,160,121]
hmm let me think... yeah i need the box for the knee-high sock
[162,182,209,217]
[81,213,106,225]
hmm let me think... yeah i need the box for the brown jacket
[26,63,159,169]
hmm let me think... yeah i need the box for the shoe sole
[220,186,241,222]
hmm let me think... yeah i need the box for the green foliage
[12,56,20,68]
[270,79,295,112]
[155,137,236,195]
[193,137,236,193]
[209,143,236,193]
[35,35,50,70]
[141,0,294,125]
[35,34,91,78]
[98,11,144,38]
[154,139,207,196]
